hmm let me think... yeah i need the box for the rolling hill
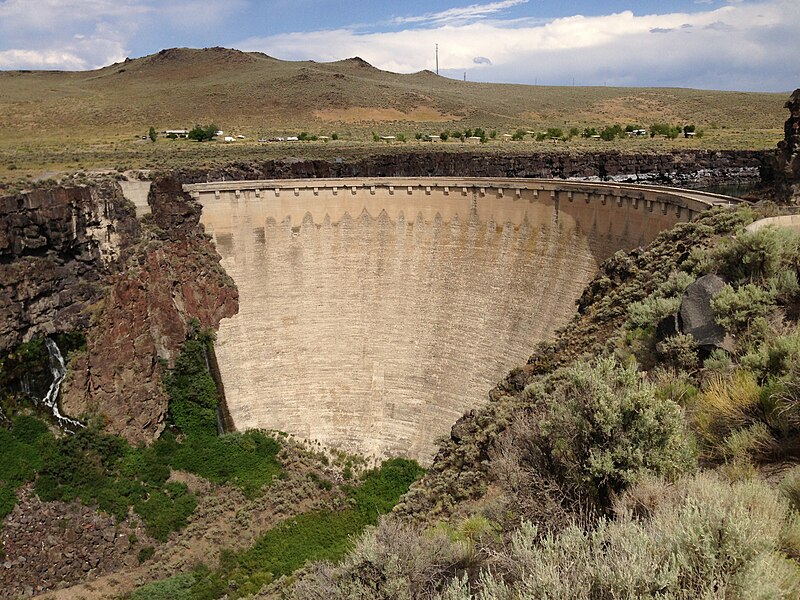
[0,46,787,138]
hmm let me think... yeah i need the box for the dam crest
[182,177,738,462]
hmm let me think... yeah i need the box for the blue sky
[0,0,797,91]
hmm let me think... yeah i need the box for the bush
[708,227,800,286]
[545,127,564,139]
[494,358,695,519]
[292,517,480,600]
[186,458,424,598]
[650,123,682,139]
[468,473,800,599]
[128,572,196,600]
[600,124,624,141]
[711,283,776,333]
[134,482,197,541]
[187,124,218,142]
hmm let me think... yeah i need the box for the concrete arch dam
[184,177,737,462]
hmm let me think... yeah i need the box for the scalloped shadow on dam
[187,178,731,462]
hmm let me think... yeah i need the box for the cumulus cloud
[0,0,245,69]
[235,0,798,91]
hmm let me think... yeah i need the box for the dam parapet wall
[187,177,740,461]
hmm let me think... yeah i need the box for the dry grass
[0,47,787,180]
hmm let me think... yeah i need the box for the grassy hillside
[0,47,786,179]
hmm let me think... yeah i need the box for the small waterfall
[42,338,84,432]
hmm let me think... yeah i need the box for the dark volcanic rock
[774,89,800,202]
[174,149,767,189]
[61,177,238,444]
[679,273,734,352]
[1,177,237,444]
[0,183,140,353]
[0,485,150,597]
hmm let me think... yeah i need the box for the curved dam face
[186,178,734,462]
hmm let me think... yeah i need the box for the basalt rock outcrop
[1,178,237,444]
[61,177,237,443]
[775,89,800,202]
[176,149,766,189]
[0,485,150,598]
[0,183,139,354]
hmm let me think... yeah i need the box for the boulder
[679,273,735,352]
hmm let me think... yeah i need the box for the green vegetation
[294,473,800,599]
[162,326,282,497]
[156,458,424,599]
[280,205,800,598]
[129,572,196,600]
[188,124,219,142]
[650,122,683,139]
[0,326,280,540]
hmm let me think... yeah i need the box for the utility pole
[463,71,466,81]
[435,43,439,75]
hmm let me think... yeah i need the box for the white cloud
[235,0,798,91]
[392,0,528,26]
[0,0,246,70]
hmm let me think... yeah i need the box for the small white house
[224,136,236,142]
[466,136,482,143]
[215,130,224,136]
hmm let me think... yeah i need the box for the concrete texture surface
[188,178,734,462]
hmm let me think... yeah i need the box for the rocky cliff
[0,178,237,444]
[174,149,767,188]
[775,89,800,202]
[0,183,139,354]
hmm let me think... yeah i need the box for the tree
[148,126,157,142]
[188,124,218,142]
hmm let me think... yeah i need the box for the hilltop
[0,46,786,138]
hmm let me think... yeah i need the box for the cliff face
[775,89,800,202]
[61,177,238,443]
[174,149,767,187]
[0,183,139,353]
[0,178,237,444]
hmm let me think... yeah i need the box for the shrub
[187,124,218,142]
[470,473,800,599]
[128,572,196,600]
[292,517,480,599]
[187,458,423,598]
[706,226,800,285]
[627,295,681,329]
[599,124,624,141]
[138,545,156,564]
[546,127,564,139]
[134,482,197,541]
[658,333,700,372]
[495,358,695,517]
[711,283,776,333]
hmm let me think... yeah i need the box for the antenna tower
[435,43,439,75]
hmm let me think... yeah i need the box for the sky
[0,0,797,91]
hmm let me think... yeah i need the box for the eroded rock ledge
[1,178,237,444]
